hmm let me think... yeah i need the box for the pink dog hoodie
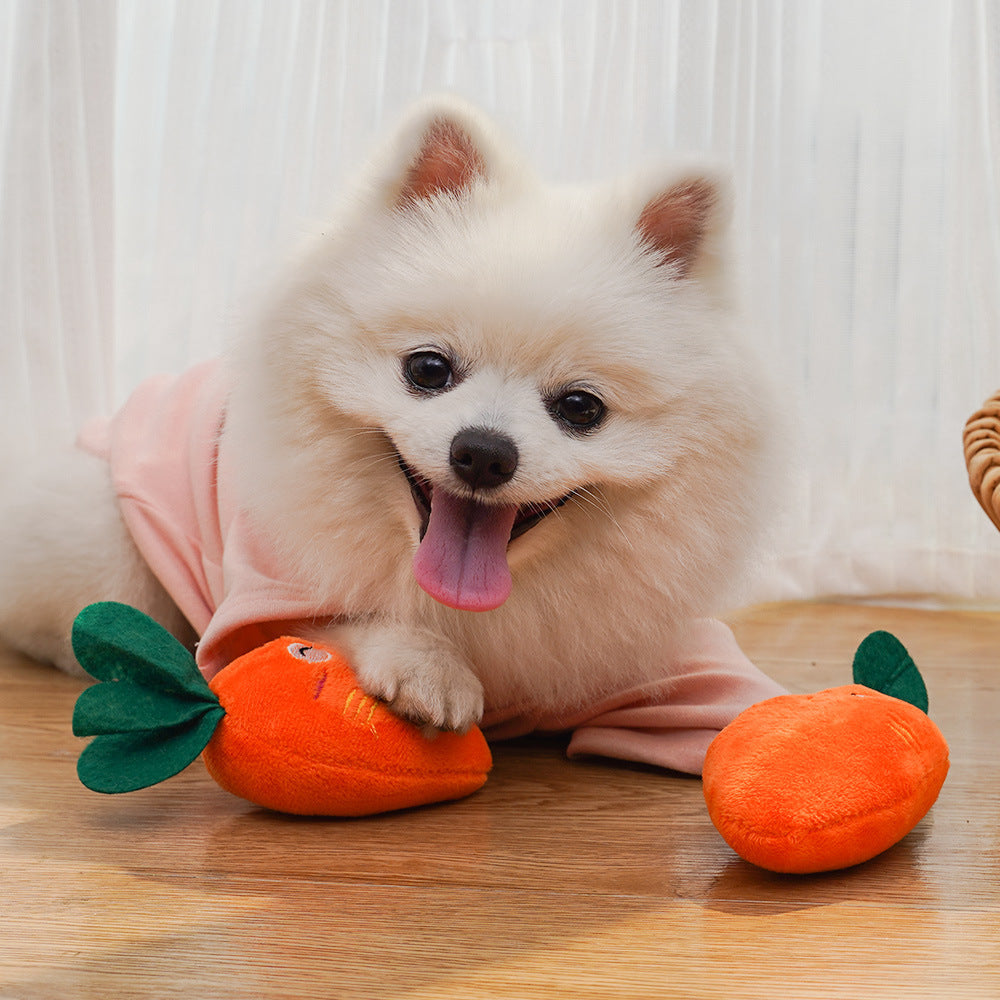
[78,361,785,775]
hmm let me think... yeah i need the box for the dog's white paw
[346,627,484,733]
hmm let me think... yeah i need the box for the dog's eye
[405,351,453,392]
[551,391,605,430]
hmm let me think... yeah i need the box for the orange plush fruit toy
[702,631,949,874]
[72,602,491,815]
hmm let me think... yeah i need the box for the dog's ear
[634,171,732,278]
[371,97,520,210]
[397,117,488,205]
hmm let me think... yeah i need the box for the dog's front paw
[347,629,484,733]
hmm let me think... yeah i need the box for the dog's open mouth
[397,454,569,613]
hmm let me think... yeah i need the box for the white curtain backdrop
[2,0,999,605]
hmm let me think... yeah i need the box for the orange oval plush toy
[203,638,491,815]
[71,603,491,816]
[703,632,949,874]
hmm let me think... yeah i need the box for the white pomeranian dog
[0,97,783,772]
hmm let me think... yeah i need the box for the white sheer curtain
[3,0,999,604]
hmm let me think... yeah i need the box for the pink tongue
[413,489,519,611]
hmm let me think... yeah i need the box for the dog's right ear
[370,97,521,210]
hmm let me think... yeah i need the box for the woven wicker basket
[964,391,1000,533]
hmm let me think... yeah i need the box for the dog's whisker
[350,453,402,477]
[571,486,635,550]
[338,427,392,447]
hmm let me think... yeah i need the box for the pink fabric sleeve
[77,362,229,637]
[566,620,785,774]
[76,361,336,681]
[483,619,785,776]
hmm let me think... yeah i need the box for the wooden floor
[2,601,999,999]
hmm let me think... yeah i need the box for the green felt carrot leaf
[72,602,215,698]
[71,602,224,793]
[852,630,929,713]
[76,712,224,793]
[73,681,218,736]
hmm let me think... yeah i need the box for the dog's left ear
[634,170,733,279]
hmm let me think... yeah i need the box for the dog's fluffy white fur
[0,97,779,732]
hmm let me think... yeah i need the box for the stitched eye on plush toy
[287,642,332,663]
[550,390,605,430]
[405,351,453,392]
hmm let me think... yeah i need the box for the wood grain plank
[2,602,999,999]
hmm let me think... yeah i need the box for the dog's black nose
[450,428,519,491]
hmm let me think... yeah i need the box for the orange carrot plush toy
[72,602,491,816]
[72,604,947,873]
